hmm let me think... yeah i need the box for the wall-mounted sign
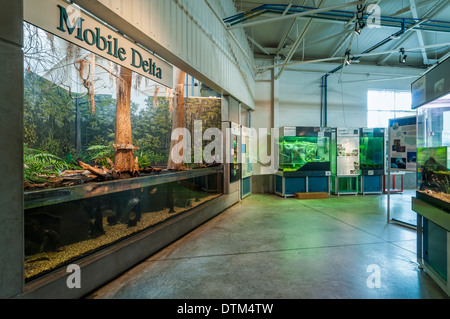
[412,56,450,109]
[24,0,173,88]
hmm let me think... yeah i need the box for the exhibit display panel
[359,128,385,194]
[412,56,450,297]
[331,128,360,195]
[386,116,417,227]
[275,127,332,197]
[388,117,417,172]
[22,9,224,284]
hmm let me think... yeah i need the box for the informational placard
[336,128,360,176]
[388,116,417,171]
[283,127,296,137]
[24,0,173,88]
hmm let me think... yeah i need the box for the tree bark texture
[114,66,139,174]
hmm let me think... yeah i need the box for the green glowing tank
[278,127,331,172]
[359,128,385,171]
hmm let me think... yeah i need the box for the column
[0,0,24,298]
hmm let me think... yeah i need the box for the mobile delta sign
[24,0,173,88]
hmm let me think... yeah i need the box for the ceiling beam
[246,34,271,55]
[256,42,450,70]
[276,18,297,55]
[227,2,450,33]
[275,0,325,80]
[227,0,366,30]
[409,0,429,65]
[282,1,294,16]
[330,26,354,58]
[392,0,435,16]
[377,0,448,65]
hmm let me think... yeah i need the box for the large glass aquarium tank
[278,127,331,172]
[22,21,224,282]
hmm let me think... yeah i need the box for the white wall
[273,62,423,129]
[251,67,275,193]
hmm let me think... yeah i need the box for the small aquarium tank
[417,146,450,205]
[278,127,331,172]
[416,93,450,210]
[360,128,385,171]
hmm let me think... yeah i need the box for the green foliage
[24,146,80,183]
[86,145,115,167]
[136,151,166,168]
[131,97,173,165]
[24,62,222,178]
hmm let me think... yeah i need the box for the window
[367,90,414,128]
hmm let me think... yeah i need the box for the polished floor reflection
[388,189,417,227]
[87,193,449,299]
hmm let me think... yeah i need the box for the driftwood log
[24,159,167,190]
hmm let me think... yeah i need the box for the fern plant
[86,144,115,167]
[24,147,79,183]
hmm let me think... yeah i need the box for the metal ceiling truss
[224,2,450,33]
[377,0,449,65]
[274,0,325,80]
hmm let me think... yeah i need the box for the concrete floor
[87,192,449,299]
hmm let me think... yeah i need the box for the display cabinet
[412,56,450,297]
[275,127,332,197]
[359,128,386,194]
[330,128,360,195]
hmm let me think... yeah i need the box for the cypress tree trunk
[114,66,139,174]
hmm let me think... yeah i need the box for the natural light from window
[367,90,414,128]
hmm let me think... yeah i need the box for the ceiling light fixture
[399,48,407,64]
[354,4,366,35]
[345,49,352,65]
[355,21,366,35]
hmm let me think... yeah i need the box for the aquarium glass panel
[416,93,450,208]
[360,137,384,170]
[24,171,223,281]
[279,136,330,172]
[360,129,385,171]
